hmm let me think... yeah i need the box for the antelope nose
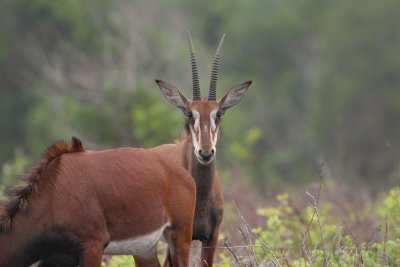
[199,149,214,161]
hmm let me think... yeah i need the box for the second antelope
[0,137,196,267]
[151,32,252,266]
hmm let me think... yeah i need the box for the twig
[316,161,327,266]
[303,194,317,247]
[383,210,389,265]
[232,195,282,266]
[316,161,324,203]
[306,191,327,266]
[301,161,327,266]
[336,226,342,253]
[280,246,287,266]
[298,235,313,267]
[238,226,257,266]
[341,219,362,264]
[191,244,263,249]
[223,241,242,267]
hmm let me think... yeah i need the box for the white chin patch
[196,155,214,165]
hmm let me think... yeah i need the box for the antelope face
[156,80,252,165]
[156,32,252,165]
[187,101,220,164]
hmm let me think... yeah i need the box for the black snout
[199,149,215,161]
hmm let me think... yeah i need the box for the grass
[214,164,400,266]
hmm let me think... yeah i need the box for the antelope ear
[156,80,189,111]
[218,81,252,112]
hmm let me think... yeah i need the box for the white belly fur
[104,223,170,256]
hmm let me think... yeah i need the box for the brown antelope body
[150,33,252,266]
[0,137,195,267]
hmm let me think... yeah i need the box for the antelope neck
[188,142,215,198]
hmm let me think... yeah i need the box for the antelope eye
[216,112,222,118]
[186,112,193,118]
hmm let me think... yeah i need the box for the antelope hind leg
[163,227,192,267]
[79,242,105,267]
[162,248,172,267]
[134,252,161,267]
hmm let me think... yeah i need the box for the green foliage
[217,252,231,267]
[106,255,135,267]
[217,188,400,266]
[26,98,72,159]
[0,148,31,186]
[375,187,400,232]
[0,185,6,201]
[174,0,400,190]
[0,87,36,165]
[230,127,261,162]
[0,0,109,165]
[255,193,296,251]
[13,0,106,50]
[130,83,182,148]
[103,242,166,266]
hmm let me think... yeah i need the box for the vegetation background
[0,0,399,266]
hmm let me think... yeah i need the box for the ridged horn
[208,33,225,101]
[187,31,201,100]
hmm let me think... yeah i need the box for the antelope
[150,32,252,266]
[0,137,196,267]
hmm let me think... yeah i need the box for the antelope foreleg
[200,230,219,267]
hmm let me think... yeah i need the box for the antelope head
[156,32,252,165]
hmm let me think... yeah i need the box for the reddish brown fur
[0,138,196,267]
[150,102,224,267]
[0,137,85,232]
[154,79,251,267]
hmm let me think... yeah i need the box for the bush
[217,187,400,266]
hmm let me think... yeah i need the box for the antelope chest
[192,207,220,241]
[104,223,169,256]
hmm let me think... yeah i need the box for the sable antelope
[150,32,252,266]
[0,137,196,267]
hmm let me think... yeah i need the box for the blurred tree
[0,148,31,186]
[308,0,400,189]
[174,0,322,189]
[0,0,399,192]
[173,0,400,191]
[0,0,190,184]
[0,0,105,163]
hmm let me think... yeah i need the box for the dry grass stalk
[233,195,282,267]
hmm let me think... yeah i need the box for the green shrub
[217,188,400,266]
